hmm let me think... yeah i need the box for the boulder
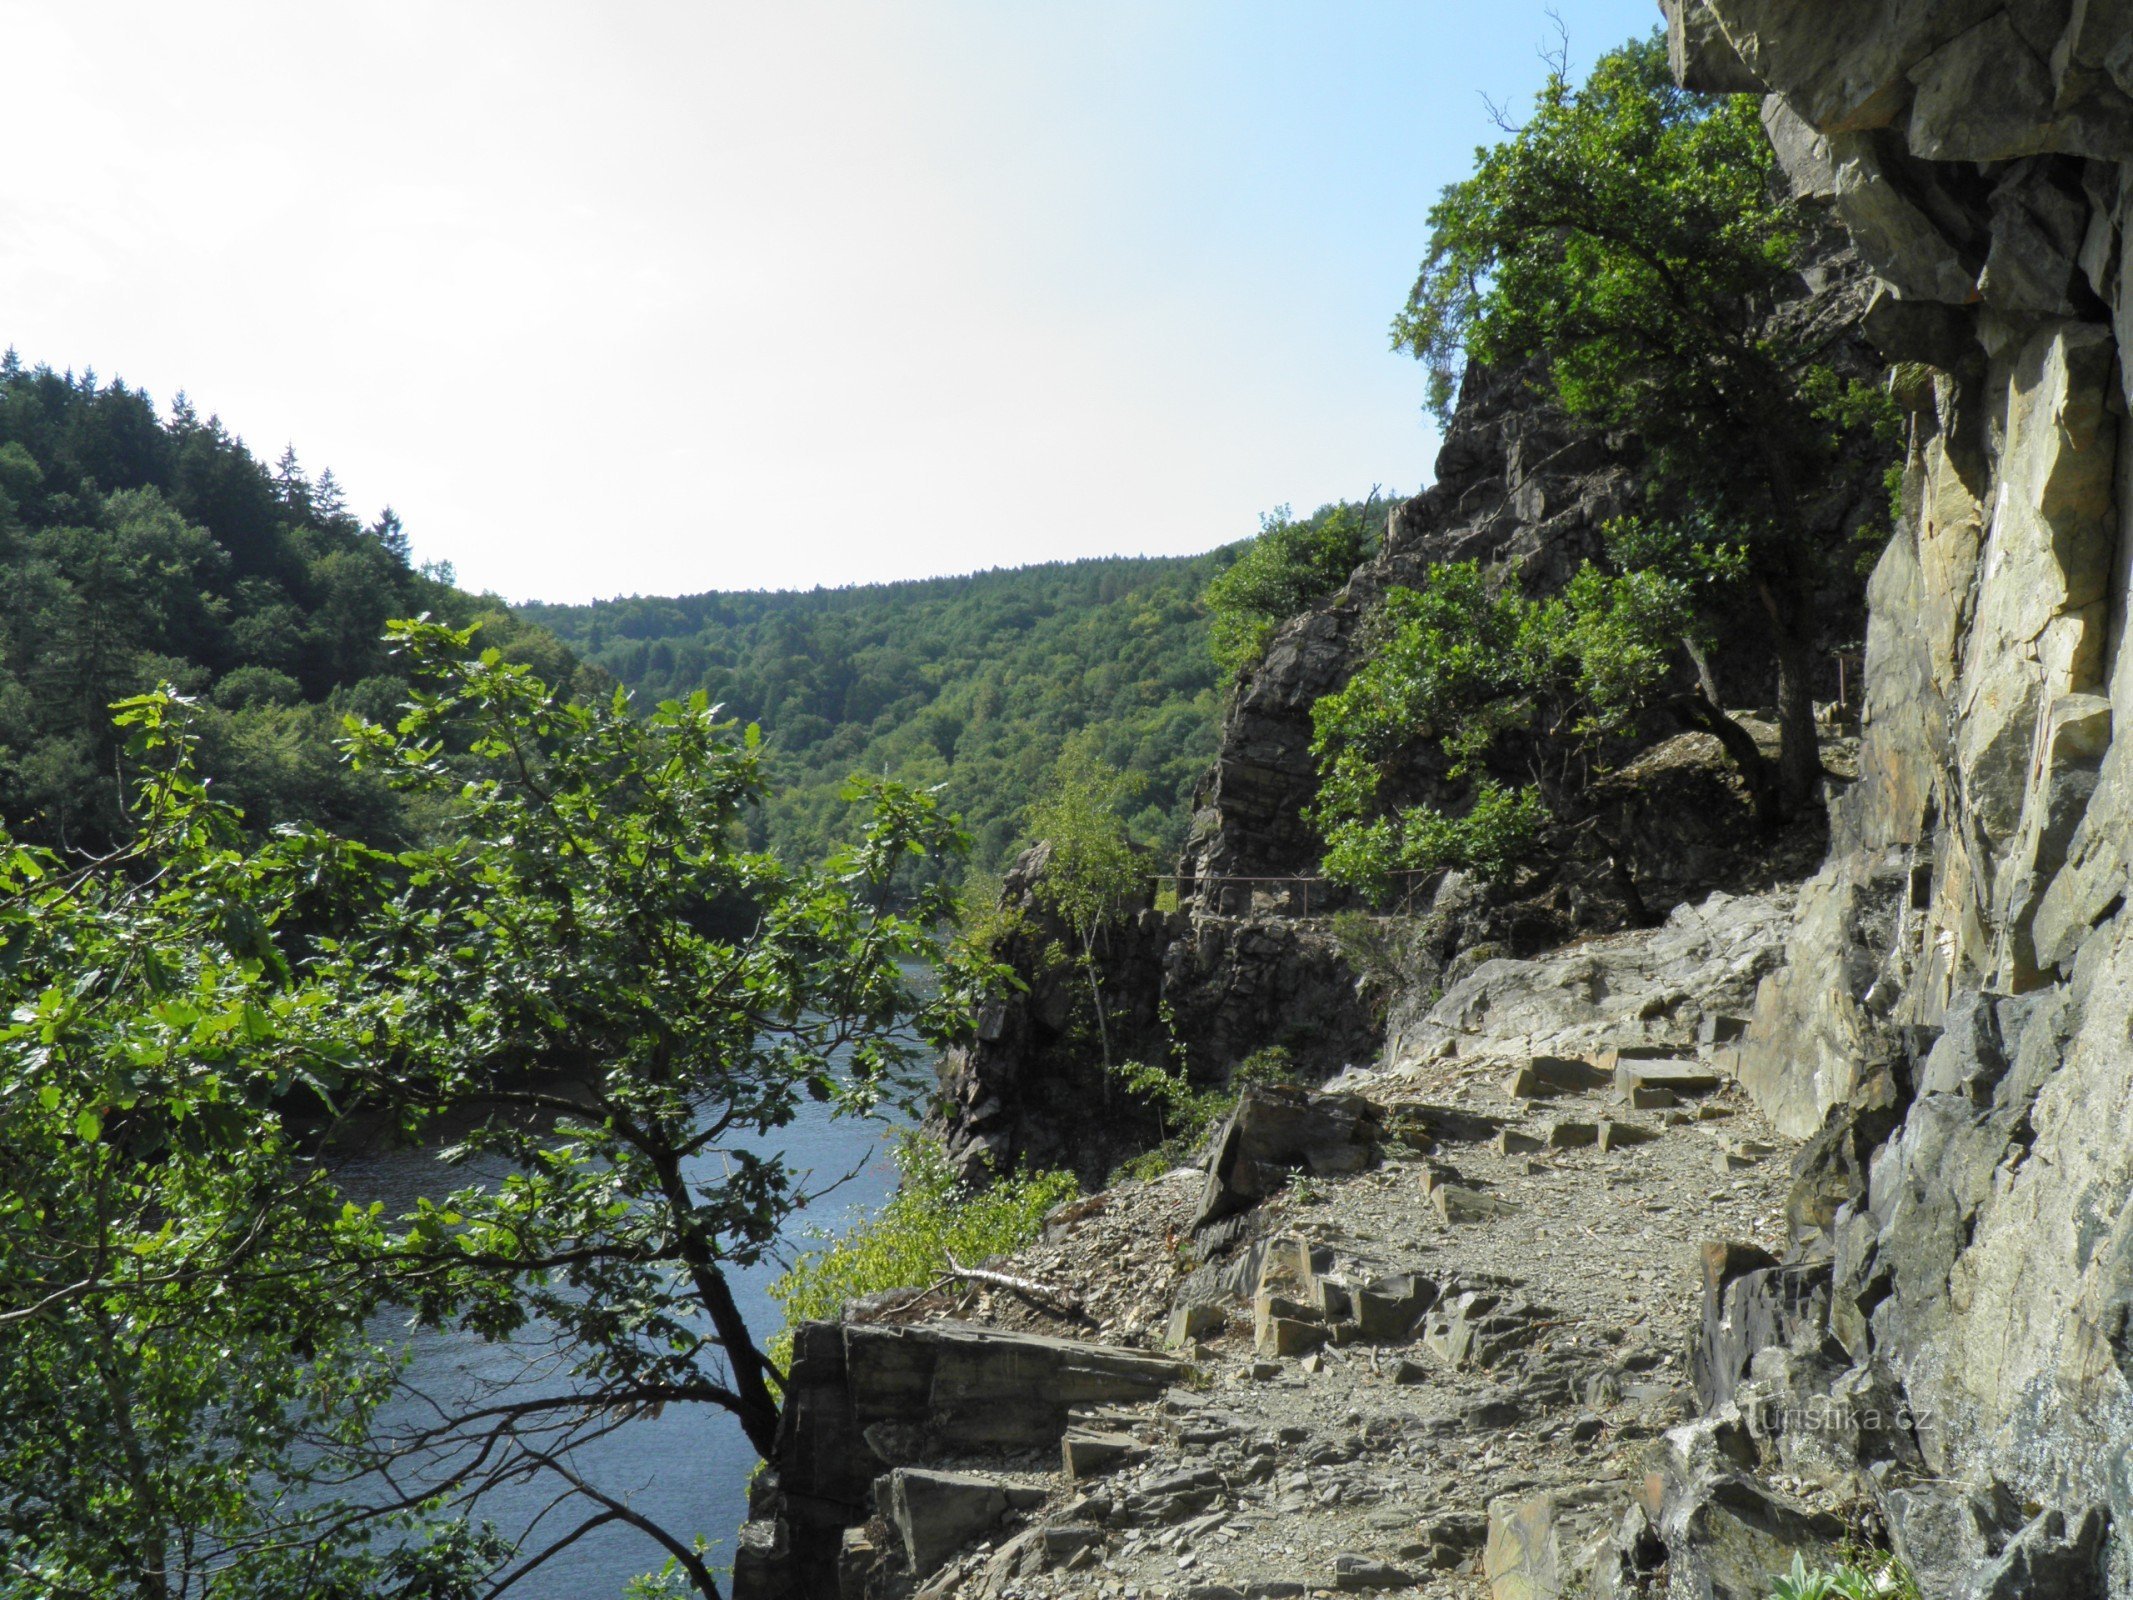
[1484,1481,1629,1600]
[1195,1085,1383,1232]
[885,1468,1042,1577]
[1062,1429,1146,1479]
[1620,1410,1846,1600]
[1166,1300,1225,1347]
[1423,1290,1542,1370]
[1353,1272,1438,1341]
[1881,1480,2025,1599]
[1958,1503,2108,1600]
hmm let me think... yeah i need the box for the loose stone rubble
[736,886,1831,1598]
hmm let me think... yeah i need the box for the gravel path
[887,1044,1798,1599]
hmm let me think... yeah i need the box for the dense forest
[522,552,1244,875]
[0,353,587,848]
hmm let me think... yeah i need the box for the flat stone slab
[1504,1055,1611,1099]
[1593,1044,1678,1073]
[1333,1553,1416,1590]
[1434,1184,1520,1223]
[1614,1059,1723,1096]
[1062,1428,1148,1478]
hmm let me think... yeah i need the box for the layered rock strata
[1668,1,2133,1592]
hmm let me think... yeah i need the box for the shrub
[767,1135,1078,1370]
[1766,1551,1919,1600]
[1106,1042,1299,1184]
[1206,502,1381,676]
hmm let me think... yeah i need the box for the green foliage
[1108,1041,1297,1184]
[1391,33,1899,812]
[1026,735,1146,940]
[0,687,504,1597]
[1394,33,1793,471]
[1309,532,1737,893]
[1329,910,1412,991]
[1204,500,1384,676]
[767,1134,1078,1368]
[0,358,587,849]
[1766,1551,1918,1600]
[0,622,990,1595]
[1023,736,1147,1070]
[521,550,1236,884]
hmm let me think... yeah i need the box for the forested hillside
[521,552,1241,874]
[0,354,585,848]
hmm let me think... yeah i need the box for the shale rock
[1195,1084,1383,1231]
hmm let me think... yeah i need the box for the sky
[1,1,1661,603]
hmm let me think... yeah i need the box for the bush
[1107,1042,1298,1184]
[1206,502,1381,676]
[1308,542,1730,896]
[1329,910,1413,993]
[767,1135,1078,1369]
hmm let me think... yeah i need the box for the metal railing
[1147,869,1442,917]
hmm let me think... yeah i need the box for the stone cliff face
[945,145,1888,1189]
[1675,0,2133,1588]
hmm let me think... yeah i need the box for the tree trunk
[1674,641,1783,831]
[1759,577,1822,815]
[648,1147,783,1460]
[1079,922,1113,1073]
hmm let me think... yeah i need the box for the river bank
[331,1093,909,1596]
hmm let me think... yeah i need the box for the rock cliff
[758,8,2133,1594]
[944,196,1886,1187]
[1673,0,2133,1591]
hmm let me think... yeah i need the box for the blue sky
[1,1,1661,602]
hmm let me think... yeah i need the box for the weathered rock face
[1669,0,2133,1589]
[936,844,1379,1186]
[1174,354,1875,923]
[1386,887,1796,1072]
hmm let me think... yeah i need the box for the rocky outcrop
[886,9,2133,1594]
[1653,2,2133,1593]
[937,844,1378,1186]
[734,1319,1185,1598]
[946,235,1881,1188]
[1385,887,1794,1073]
[1174,361,1871,928]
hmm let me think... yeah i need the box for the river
[329,1073,911,1596]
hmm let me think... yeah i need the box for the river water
[330,1081,910,1596]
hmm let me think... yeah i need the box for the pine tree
[369,505,409,563]
[313,467,348,521]
[272,443,310,517]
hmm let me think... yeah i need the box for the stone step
[1614,1059,1723,1096]
[1434,1183,1520,1223]
[1061,1429,1148,1479]
[1592,1043,1679,1074]
[1503,1055,1613,1099]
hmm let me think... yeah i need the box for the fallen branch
[945,1257,1083,1313]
